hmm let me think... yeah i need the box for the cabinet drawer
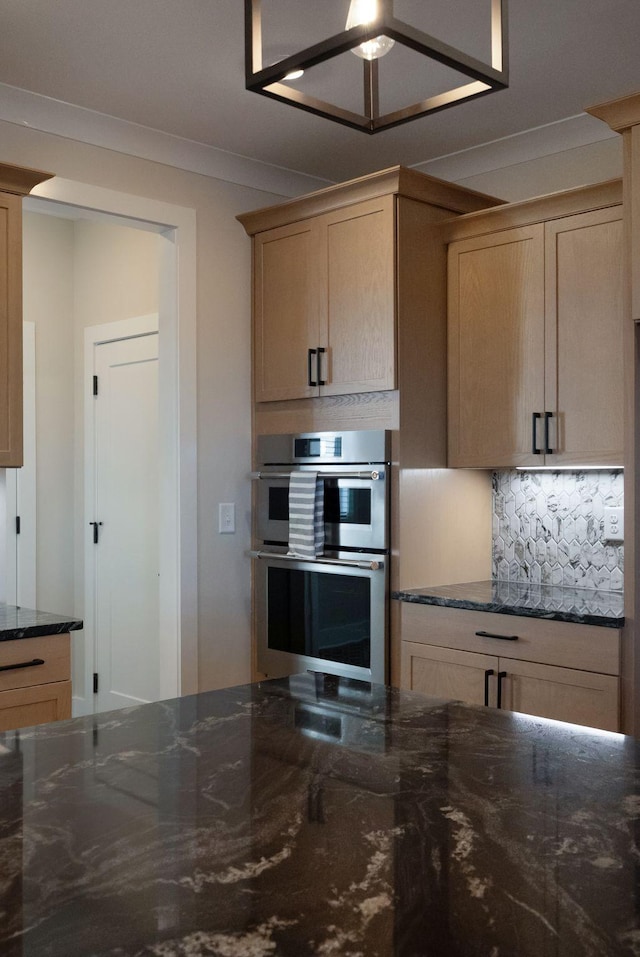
[0,634,71,692]
[0,680,72,732]
[400,602,620,675]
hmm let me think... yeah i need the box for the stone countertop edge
[0,604,83,642]
[392,582,624,629]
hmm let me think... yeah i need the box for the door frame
[5,321,37,608]
[26,179,198,713]
[85,315,159,713]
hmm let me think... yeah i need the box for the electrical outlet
[603,506,624,543]
[218,502,235,534]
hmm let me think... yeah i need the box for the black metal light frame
[245,0,508,134]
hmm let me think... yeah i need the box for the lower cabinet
[0,633,72,732]
[400,603,620,732]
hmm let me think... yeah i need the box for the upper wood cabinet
[0,163,53,467]
[253,195,395,401]
[240,166,503,406]
[446,183,624,468]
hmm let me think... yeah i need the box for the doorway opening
[13,179,197,714]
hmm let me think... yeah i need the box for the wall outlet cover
[603,506,624,543]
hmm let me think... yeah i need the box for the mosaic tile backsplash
[492,471,624,591]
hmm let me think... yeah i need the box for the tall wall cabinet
[444,181,624,469]
[0,163,53,467]
[238,167,503,682]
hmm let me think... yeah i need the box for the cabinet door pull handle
[317,347,326,386]
[307,348,317,387]
[497,670,508,709]
[0,658,45,673]
[532,412,542,454]
[544,411,553,454]
[475,630,519,641]
[484,668,494,707]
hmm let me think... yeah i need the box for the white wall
[22,212,75,615]
[71,218,160,624]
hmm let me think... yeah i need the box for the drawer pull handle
[0,657,45,673]
[476,630,519,641]
[483,668,494,707]
[497,671,508,709]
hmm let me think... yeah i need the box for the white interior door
[91,328,159,712]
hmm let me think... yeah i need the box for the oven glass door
[257,474,387,551]
[256,556,387,683]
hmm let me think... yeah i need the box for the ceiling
[0,0,639,185]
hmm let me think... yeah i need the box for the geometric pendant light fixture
[245,0,508,134]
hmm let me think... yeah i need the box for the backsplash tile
[492,471,624,591]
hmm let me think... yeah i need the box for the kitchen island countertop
[0,603,83,640]
[393,579,624,627]
[0,672,638,956]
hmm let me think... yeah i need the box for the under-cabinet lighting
[516,466,623,472]
[511,712,625,741]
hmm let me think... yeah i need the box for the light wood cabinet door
[0,190,24,467]
[253,219,323,402]
[402,641,499,708]
[448,225,545,467]
[502,659,619,732]
[545,207,624,466]
[448,205,623,469]
[402,639,620,732]
[253,197,396,402]
[322,196,396,396]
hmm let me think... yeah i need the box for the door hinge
[93,672,99,694]
[89,521,103,544]
[93,375,99,396]
[15,516,20,535]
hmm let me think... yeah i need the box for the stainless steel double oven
[251,430,390,683]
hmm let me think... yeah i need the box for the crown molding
[0,82,622,199]
[587,92,640,132]
[412,112,618,183]
[0,82,331,199]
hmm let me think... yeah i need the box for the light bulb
[346,0,395,60]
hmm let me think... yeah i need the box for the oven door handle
[250,470,383,481]
[248,550,384,571]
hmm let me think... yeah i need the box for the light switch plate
[603,506,624,542]
[219,502,235,534]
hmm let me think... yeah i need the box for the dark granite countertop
[393,579,624,627]
[0,672,638,956]
[0,603,83,641]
